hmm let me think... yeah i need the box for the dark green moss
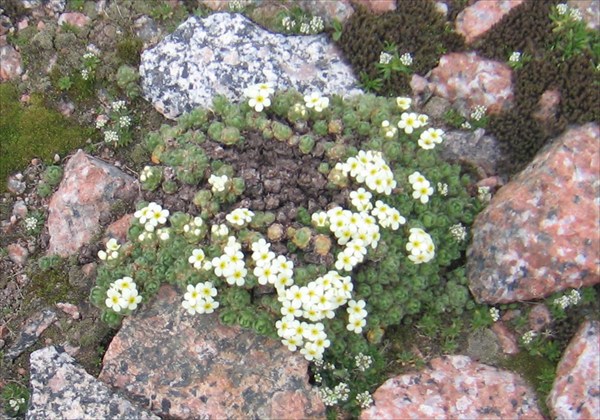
[116,36,144,67]
[336,0,465,96]
[0,83,93,193]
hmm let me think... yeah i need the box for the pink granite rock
[0,44,23,81]
[99,285,325,419]
[467,123,600,303]
[47,150,138,257]
[429,52,514,115]
[298,0,355,24]
[491,322,520,355]
[569,0,599,30]
[548,320,600,419]
[532,89,561,130]
[354,0,396,13]
[455,0,525,44]
[106,214,134,244]
[528,304,552,332]
[361,355,543,419]
[57,12,90,28]
[7,243,29,266]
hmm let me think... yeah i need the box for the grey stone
[4,309,56,361]
[439,128,505,177]
[140,13,362,119]
[27,346,159,420]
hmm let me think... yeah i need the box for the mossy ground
[0,83,93,194]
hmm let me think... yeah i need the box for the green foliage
[1,382,29,417]
[116,36,144,67]
[58,75,74,91]
[0,84,93,193]
[116,65,142,99]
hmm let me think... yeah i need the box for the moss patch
[0,83,93,192]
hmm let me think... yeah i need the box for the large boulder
[99,285,325,419]
[548,320,600,419]
[27,346,158,419]
[47,150,138,257]
[361,355,543,419]
[140,13,362,119]
[428,52,514,115]
[467,123,600,303]
[455,0,526,44]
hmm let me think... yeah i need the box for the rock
[298,0,355,24]
[47,150,139,257]
[361,355,543,419]
[7,243,29,266]
[354,0,396,13]
[57,12,90,28]
[429,52,513,115]
[532,89,561,132]
[467,123,600,303]
[0,44,23,81]
[133,16,162,47]
[12,200,28,219]
[466,328,502,364]
[99,285,325,419]
[140,13,362,119]
[455,0,526,44]
[548,320,600,419]
[27,346,159,420]
[106,214,134,244]
[528,304,552,332]
[491,322,520,355]
[440,128,505,177]
[4,309,57,361]
[56,302,80,320]
[7,174,26,195]
[569,0,600,30]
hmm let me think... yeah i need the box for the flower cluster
[208,173,229,193]
[489,307,500,322]
[437,182,449,196]
[226,207,254,227]
[409,171,434,204]
[356,391,374,409]
[379,51,393,65]
[304,92,330,113]
[181,281,219,315]
[399,52,413,67]
[477,186,492,203]
[98,238,120,261]
[380,120,398,139]
[354,352,373,371]
[8,398,26,414]
[244,82,274,112]
[95,100,133,147]
[553,289,581,310]
[281,15,324,34]
[406,227,435,264]
[23,216,38,232]
[418,127,444,150]
[318,382,350,406]
[449,223,467,242]
[336,150,396,195]
[228,0,250,11]
[470,105,487,121]
[134,202,170,233]
[555,3,582,21]
[183,216,204,237]
[208,236,248,286]
[522,330,537,345]
[81,50,100,81]
[509,51,521,63]
[105,277,142,313]
[211,223,229,238]
[346,299,368,333]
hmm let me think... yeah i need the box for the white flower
[437,182,449,196]
[418,128,444,149]
[379,51,393,65]
[349,188,373,212]
[399,52,413,66]
[396,96,412,111]
[489,307,500,322]
[304,92,329,112]
[226,208,254,227]
[208,174,229,193]
[556,3,568,15]
[311,211,328,227]
[111,100,126,112]
[449,223,467,242]
[346,317,366,334]
[245,84,271,112]
[124,288,142,311]
[188,248,206,270]
[105,288,126,312]
[104,130,119,143]
[522,330,537,345]
[397,112,421,134]
[568,7,582,21]
[119,115,131,128]
[470,105,487,121]
[356,391,374,409]
[509,51,522,63]
[412,181,434,204]
[478,186,492,202]
[211,223,229,237]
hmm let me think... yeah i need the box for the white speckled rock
[140,13,362,119]
[27,346,159,420]
[548,320,600,419]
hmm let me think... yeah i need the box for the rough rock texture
[4,309,56,361]
[491,322,519,355]
[27,346,159,420]
[429,52,514,115]
[361,355,543,419]
[57,12,90,28]
[7,243,29,266]
[467,123,600,303]
[298,0,355,24]
[354,0,396,13]
[548,320,600,419]
[47,150,138,257]
[440,128,505,177]
[99,285,325,419]
[140,13,362,119]
[0,44,23,81]
[569,0,600,30]
[455,0,526,44]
